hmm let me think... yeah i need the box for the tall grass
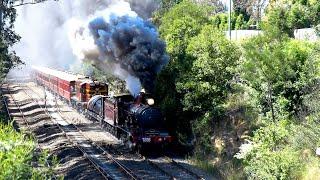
[0,123,57,179]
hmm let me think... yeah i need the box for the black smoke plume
[88,14,169,93]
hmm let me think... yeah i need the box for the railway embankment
[2,83,110,179]
[2,81,215,179]
[0,84,56,179]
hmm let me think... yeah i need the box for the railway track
[1,84,57,179]
[21,83,139,180]
[3,83,125,179]
[11,82,206,180]
[41,86,204,180]
[145,156,205,180]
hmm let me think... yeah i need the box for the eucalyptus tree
[0,0,56,82]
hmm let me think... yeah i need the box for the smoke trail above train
[13,0,168,96]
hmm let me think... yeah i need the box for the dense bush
[241,33,317,119]
[235,24,320,179]
[155,0,212,142]
[156,1,241,147]
[235,118,320,179]
[154,1,320,179]
[177,25,240,114]
[0,123,56,179]
[264,0,320,37]
[210,13,252,31]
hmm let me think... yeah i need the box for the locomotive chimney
[134,92,145,105]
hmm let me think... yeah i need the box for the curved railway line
[2,81,207,180]
[25,84,167,179]
[21,83,139,180]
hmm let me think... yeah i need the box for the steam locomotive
[33,66,172,150]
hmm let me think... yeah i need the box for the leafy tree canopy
[241,32,318,119]
[177,25,240,114]
[0,0,22,82]
[264,0,320,37]
[155,0,213,141]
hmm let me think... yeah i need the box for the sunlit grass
[0,122,57,179]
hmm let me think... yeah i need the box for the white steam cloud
[14,0,167,96]
[14,0,117,68]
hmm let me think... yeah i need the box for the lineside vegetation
[153,0,320,179]
[0,120,57,179]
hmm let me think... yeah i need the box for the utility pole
[228,0,232,40]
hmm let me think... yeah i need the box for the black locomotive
[86,92,172,149]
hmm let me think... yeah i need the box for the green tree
[175,26,240,154]
[235,14,244,30]
[264,0,320,37]
[0,0,22,82]
[210,12,252,31]
[263,5,293,37]
[152,0,183,26]
[287,3,312,29]
[177,25,240,114]
[0,0,55,82]
[241,32,317,120]
[155,1,212,142]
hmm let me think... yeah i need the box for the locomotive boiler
[86,93,172,149]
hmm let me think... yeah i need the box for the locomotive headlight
[147,98,155,106]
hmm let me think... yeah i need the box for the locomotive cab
[86,93,172,150]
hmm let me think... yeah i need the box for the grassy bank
[0,122,57,179]
[0,97,57,179]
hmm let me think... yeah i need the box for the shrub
[235,120,303,179]
[244,147,302,179]
[0,123,56,179]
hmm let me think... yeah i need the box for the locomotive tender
[33,66,172,149]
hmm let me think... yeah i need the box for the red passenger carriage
[33,66,78,103]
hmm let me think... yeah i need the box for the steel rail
[164,156,205,180]
[26,84,140,180]
[48,90,139,180]
[59,112,139,180]
[144,158,176,180]
[45,85,186,180]
[19,84,111,180]
[3,84,57,180]
[141,153,204,180]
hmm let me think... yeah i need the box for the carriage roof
[33,66,84,82]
